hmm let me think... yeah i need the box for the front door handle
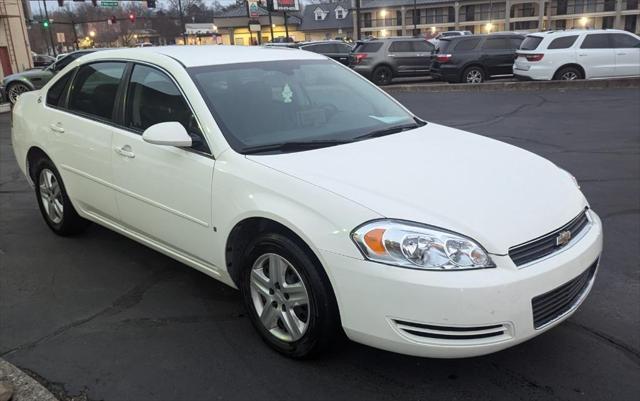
[114,145,135,159]
[49,123,64,133]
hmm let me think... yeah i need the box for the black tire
[461,66,485,84]
[554,66,583,81]
[371,66,393,86]
[33,157,89,236]
[240,232,340,358]
[7,82,30,105]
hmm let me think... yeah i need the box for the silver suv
[349,37,435,85]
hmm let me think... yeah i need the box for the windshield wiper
[242,139,352,155]
[353,121,425,141]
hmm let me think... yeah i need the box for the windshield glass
[189,60,417,154]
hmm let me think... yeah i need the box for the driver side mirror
[142,122,192,147]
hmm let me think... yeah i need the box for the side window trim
[45,67,77,110]
[121,62,213,157]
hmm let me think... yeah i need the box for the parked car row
[344,29,640,86]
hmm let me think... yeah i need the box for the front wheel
[7,82,30,105]
[462,66,485,84]
[240,232,340,358]
[371,66,393,86]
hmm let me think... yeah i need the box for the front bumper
[321,210,603,358]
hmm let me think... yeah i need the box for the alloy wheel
[39,168,64,224]
[8,83,29,104]
[465,69,483,84]
[249,253,310,342]
[561,71,578,80]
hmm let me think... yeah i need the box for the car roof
[528,29,633,37]
[79,45,325,68]
[442,32,522,41]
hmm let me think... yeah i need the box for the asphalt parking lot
[1,88,639,401]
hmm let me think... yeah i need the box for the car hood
[247,123,587,254]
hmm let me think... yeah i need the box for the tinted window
[389,41,413,52]
[354,42,383,53]
[453,38,481,51]
[126,64,208,153]
[68,62,125,120]
[337,43,353,53]
[46,69,74,108]
[54,51,92,72]
[413,41,435,52]
[482,38,510,50]
[581,34,612,49]
[611,33,640,48]
[510,38,523,49]
[520,36,543,50]
[304,43,335,53]
[547,35,578,49]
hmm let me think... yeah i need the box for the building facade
[354,0,640,38]
[300,0,354,41]
[0,0,32,79]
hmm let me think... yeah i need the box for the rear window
[354,42,383,53]
[453,38,481,52]
[547,35,578,49]
[520,36,543,50]
[611,33,640,48]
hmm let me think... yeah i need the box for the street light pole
[42,0,57,56]
[413,0,417,36]
[178,0,186,44]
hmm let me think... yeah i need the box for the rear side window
[337,43,353,53]
[68,62,126,121]
[520,36,543,50]
[413,41,435,52]
[46,69,74,108]
[547,35,578,49]
[389,41,413,52]
[611,33,640,48]
[581,34,612,49]
[354,42,383,53]
[482,38,510,50]
[453,38,481,51]
[125,64,208,153]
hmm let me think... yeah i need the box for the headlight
[351,220,495,270]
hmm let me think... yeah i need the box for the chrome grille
[532,259,598,329]
[509,208,590,266]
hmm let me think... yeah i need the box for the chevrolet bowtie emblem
[556,230,572,246]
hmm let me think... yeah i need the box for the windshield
[189,60,417,154]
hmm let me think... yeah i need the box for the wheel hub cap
[8,84,28,104]
[39,169,64,224]
[249,253,310,342]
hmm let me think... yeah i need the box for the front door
[388,40,418,74]
[480,37,516,76]
[111,63,216,264]
[611,33,640,77]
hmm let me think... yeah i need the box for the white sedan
[11,46,603,358]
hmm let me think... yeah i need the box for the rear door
[47,61,125,220]
[335,43,353,65]
[578,33,616,78]
[480,37,516,76]
[111,63,215,263]
[388,40,417,74]
[412,40,436,74]
[611,33,640,77]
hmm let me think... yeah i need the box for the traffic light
[128,13,136,24]
[42,20,50,29]
[147,0,156,8]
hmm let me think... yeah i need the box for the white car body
[11,46,603,358]
[514,29,640,80]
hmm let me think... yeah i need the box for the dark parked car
[265,40,354,65]
[1,49,96,105]
[431,33,524,83]
[32,54,56,68]
[349,37,435,85]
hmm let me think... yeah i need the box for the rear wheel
[33,157,89,236]
[371,66,393,86]
[554,66,583,81]
[7,82,30,105]
[240,232,340,358]
[462,66,485,84]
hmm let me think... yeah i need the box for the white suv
[514,29,640,80]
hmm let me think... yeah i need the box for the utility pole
[71,21,79,50]
[284,11,289,41]
[355,0,361,40]
[413,0,418,36]
[42,0,57,56]
[268,10,274,41]
[178,0,186,44]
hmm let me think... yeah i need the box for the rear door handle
[617,52,627,55]
[114,145,135,159]
[49,123,64,133]
[579,53,587,57]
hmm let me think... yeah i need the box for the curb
[384,77,640,93]
[0,359,59,401]
[0,104,10,114]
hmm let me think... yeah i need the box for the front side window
[389,41,413,52]
[454,38,481,51]
[68,62,125,121]
[46,69,75,108]
[611,33,640,48]
[189,60,418,154]
[547,35,578,49]
[581,34,612,49]
[125,64,208,153]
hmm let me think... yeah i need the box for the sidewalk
[0,359,58,401]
